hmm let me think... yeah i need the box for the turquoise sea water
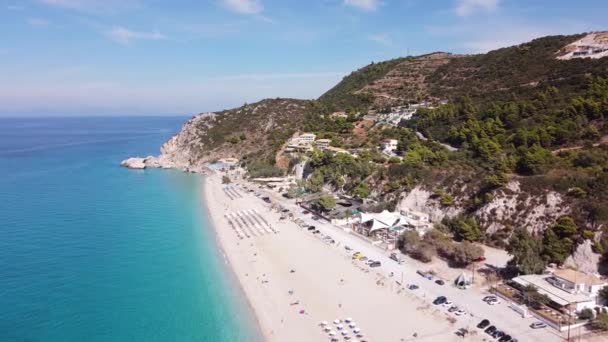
[0,117,261,342]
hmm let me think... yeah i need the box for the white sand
[204,173,483,341]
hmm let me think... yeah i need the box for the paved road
[238,181,563,342]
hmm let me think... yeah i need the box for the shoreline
[199,175,268,342]
[200,171,485,342]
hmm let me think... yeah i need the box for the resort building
[315,139,331,150]
[298,133,316,145]
[352,210,431,249]
[330,111,349,119]
[381,139,399,154]
[512,269,608,311]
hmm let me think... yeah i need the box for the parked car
[389,253,403,263]
[313,230,320,234]
[417,270,433,280]
[455,309,467,316]
[312,216,320,221]
[359,257,368,262]
[408,284,419,290]
[307,226,316,231]
[492,330,505,339]
[477,319,490,329]
[530,322,547,329]
[369,261,381,268]
[435,279,445,285]
[442,300,453,307]
[487,298,501,305]
[344,245,352,251]
[433,296,447,305]
[448,306,459,313]
[499,334,512,342]
[485,326,496,335]
[302,210,310,214]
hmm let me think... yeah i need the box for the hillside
[320,34,608,112]
[150,33,608,260]
[156,98,313,172]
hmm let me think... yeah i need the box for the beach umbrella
[321,320,328,326]
[345,317,353,323]
[353,328,361,333]
[349,323,356,328]
[334,319,340,324]
[341,330,349,336]
[324,327,331,332]
[337,324,344,330]
[328,331,336,336]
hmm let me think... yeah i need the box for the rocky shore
[121,113,213,173]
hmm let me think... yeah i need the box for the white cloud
[368,33,393,47]
[105,26,167,45]
[7,5,24,10]
[27,18,51,27]
[344,0,380,11]
[220,0,263,15]
[454,0,499,16]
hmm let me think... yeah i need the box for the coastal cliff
[122,114,211,172]
[123,99,313,172]
[124,32,608,256]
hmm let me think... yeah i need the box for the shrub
[221,175,231,184]
[579,308,595,320]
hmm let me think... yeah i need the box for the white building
[298,133,316,145]
[512,269,608,311]
[315,138,331,149]
[381,139,399,154]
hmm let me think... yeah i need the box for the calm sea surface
[0,117,260,342]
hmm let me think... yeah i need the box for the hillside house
[381,139,399,154]
[512,269,608,311]
[315,138,331,150]
[298,133,316,145]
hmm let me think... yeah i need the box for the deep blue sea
[0,117,261,342]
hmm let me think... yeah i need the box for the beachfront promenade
[205,173,561,342]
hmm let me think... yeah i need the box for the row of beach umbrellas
[320,318,364,341]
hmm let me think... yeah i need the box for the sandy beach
[203,172,487,342]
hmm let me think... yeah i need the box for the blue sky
[0,0,606,116]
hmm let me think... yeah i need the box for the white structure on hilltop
[557,32,608,60]
[381,139,399,154]
[298,133,316,144]
[285,133,317,153]
[512,269,608,311]
[315,138,331,149]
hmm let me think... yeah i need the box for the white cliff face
[121,113,213,173]
[564,240,601,274]
[397,186,462,223]
[477,181,569,234]
[396,181,570,236]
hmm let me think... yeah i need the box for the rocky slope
[125,32,608,249]
[123,99,313,171]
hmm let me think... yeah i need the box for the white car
[455,309,467,316]
[487,299,501,305]
[443,300,453,307]
[530,322,547,329]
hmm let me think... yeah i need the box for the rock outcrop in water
[121,114,212,173]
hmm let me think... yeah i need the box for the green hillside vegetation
[318,57,408,112]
